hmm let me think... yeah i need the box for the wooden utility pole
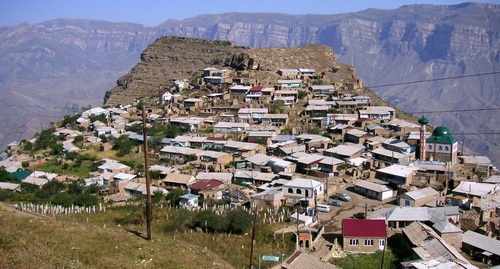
[249,205,258,269]
[141,106,153,240]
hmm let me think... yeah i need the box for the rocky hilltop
[0,3,498,165]
[104,36,349,106]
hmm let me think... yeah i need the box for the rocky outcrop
[104,37,348,106]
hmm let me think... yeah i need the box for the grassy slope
[0,204,234,269]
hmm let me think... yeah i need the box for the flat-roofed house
[371,147,410,164]
[224,141,266,157]
[342,219,387,253]
[354,180,393,201]
[238,108,268,121]
[159,145,203,160]
[358,106,395,121]
[251,187,284,209]
[311,85,335,96]
[318,156,345,174]
[462,230,500,265]
[183,98,204,111]
[200,150,232,165]
[376,164,419,185]
[229,85,251,95]
[213,122,250,134]
[324,144,364,160]
[278,79,302,88]
[282,178,324,206]
[261,114,289,127]
[399,187,440,207]
[162,173,195,189]
[278,68,299,77]
[452,181,498,208]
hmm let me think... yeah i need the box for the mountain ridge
[0,2,498,165]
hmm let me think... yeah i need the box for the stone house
[342,219,387,253]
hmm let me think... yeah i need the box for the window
[445,146,449,151]
[349,239,359,246]
[404,200,410,206]
[379,239,385,247]
[288,188,293,194]
[428,145,432,150]
[365,239,373,246]
[296,189,302,195]
[438,146,442,151]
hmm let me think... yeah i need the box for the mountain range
[0,2,498,166]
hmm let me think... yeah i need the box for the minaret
[418,116,429,160]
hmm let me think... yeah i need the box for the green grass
[0,204,234,269]
[1,203,296,268]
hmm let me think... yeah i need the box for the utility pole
[141,106,153,240]
[249,204,257,269]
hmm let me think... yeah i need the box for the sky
[1,0,499,27]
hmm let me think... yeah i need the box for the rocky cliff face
[1,3,498,165]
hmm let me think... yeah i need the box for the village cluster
[1,65,499,269]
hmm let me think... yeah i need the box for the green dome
[432,126,451,136]
[418,116,429,125]
[426,126,457,144]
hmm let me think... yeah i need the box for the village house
[282,178,324,206]
[342,219,387,253]
[195,172,233,185]
[451,181,499,208]
[344,128,369,144]
[123,181,168,198]
[399,186,440,207]
[162,173,195,189]
[310,85,335,96]
[277,79,302,89]
[159,145,203,161]
[233,170,277,186]
[245,86,264,103]
[462,230,500,266]
[247,131,277,145]
[199,150,232,166]
[223,141,266,158]
[97,159,131,174]
[318,156,345,174]
[353,180,393,201]
[274,89,299,103]
[371,147,410,164]
[402,221,470,266]
[179,191,200,209]
[261,114,289,127]
[189,179,225,201]
[229,85,251,96]
[0,182,21,192]
[251,187,284,209]
[375,164,419,186]
[213,122,250,134]
[324,144,365,160]
[358,106,395,121]
[278,68,299,78]
[169,117,206,132]
[183,98,204,111]
[238,108,268,121]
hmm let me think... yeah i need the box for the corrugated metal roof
[462,230,500,256]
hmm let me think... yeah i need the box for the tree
[41,180,65,195]
[270,100,285,114]
[298,90,308,100]
[0,167,13,182]
[68,179,85,194]
[149,170,163,180]
[112,135,134,157]
[74,193,99,207]
[226,209,253,234]
[166,188,185,206]
[164,124,180,138]
[151,190,165,205]
[50,193,75,207]
[190,210,228,233]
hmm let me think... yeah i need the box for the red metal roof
[249,86,263,92]
[342,219,387,238]
[189,179,223,191]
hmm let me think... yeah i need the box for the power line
[367,71,500,88]
[408,107,500,114]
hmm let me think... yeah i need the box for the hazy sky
[1,0,499,27]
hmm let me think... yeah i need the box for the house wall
[343,236,385,253]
